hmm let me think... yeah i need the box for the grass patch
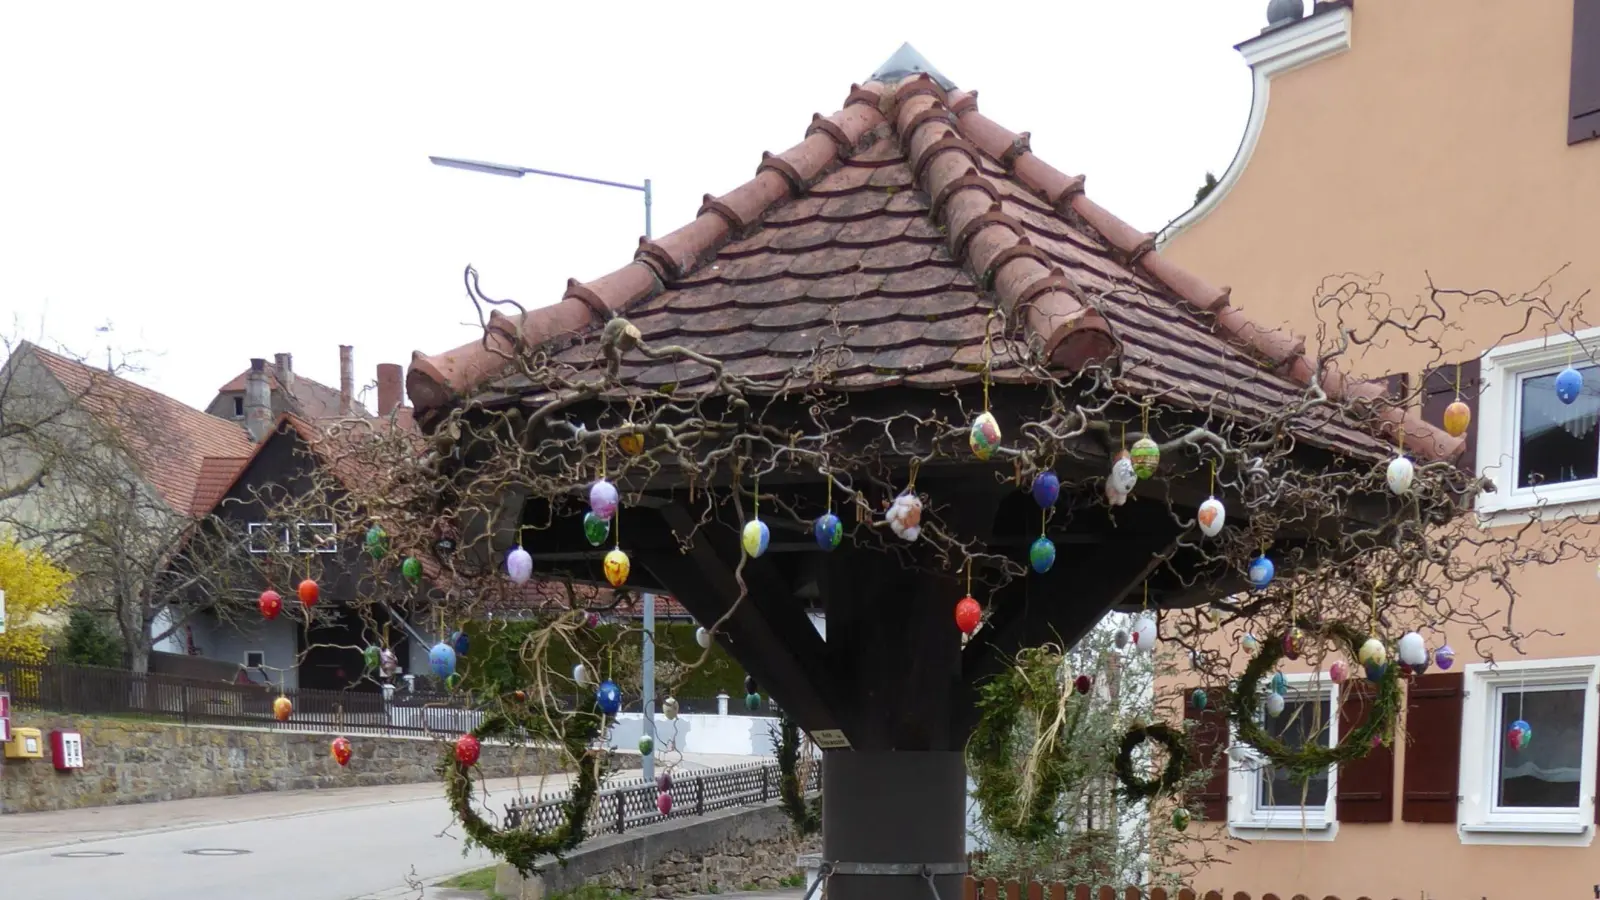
[439,866,501,894]
[550,887,637,900]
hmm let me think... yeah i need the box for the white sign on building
[0,588,7,634]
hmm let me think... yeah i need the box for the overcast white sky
[0,1,1273,411]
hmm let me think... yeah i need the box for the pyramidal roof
[407,59,1462,464]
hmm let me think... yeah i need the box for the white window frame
[1457,656,1599,846]
[247,522,291,554]
[1478,327,1600,521]
[1226,672,1339,840]
[295,522,337,554]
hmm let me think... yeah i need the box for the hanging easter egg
[259,589,282,620]
[365,524,388,559]
[1248,555,1275,590]
[1282,627,1303,661]
[401,556,423,585]
[273,696,293,721]
[1328,660,1348,684]
[1109,452,1138,495]
[1397,631,1428,667]
[657,791,673,816]
[745,692,762,710]
[362,645,381,671]
[1197,497,1226,537]
[589,479,619,520]
[512,690,527,703]
[1270,672,1288,696]
[744,675,758,694]
[969,411,1002,460]
[1556,365,1584,404]
[619,432,645,457]
[695,627,713,649]
[663,697,679,720]
[506,545,533,585]
[813,512,843,551]
[1241,633,1260,653]
[597,680,623,715]
[886,492,923,542]
[603,548,631,587]
[1130,436,1161,480]
[573,663,589,685]
[452,630,470,657]
[1358,638,1388,668]
[1029,535,1057,574]
[445,672,461,691]
[379,648,399,678]
[583,512,610,547]
[742,519,771,558]
[1113,629,1130,649]
[1074,674,1092,695]
[1131,615,1158,651]
[1443,400,1472,438]
[1508,719,1533,751]
[1031,472,1061,509]
[331,736,352,767]
[429,642,457,678]
[639,735,655,756]
[584,612,600,629]
[1190,688,1208,711]
[1365,661,1388,682]
[1385,455,1415,496]
[1171,808,1192,832]
[955,596,982,635]
[455,734,481,767]
[657,771,673,792]
[297,578,320,609]
[1264,691,1286,717]
[1435,645,1456,670]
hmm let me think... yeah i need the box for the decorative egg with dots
[1556,366,1584,405]
[955,596,982,635]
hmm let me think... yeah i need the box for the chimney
[338,345,354,416]
[377,363,404,416]
[245,358,273,442]
[274,352,295,392]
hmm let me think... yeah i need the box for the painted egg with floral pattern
[969,411,1002,460]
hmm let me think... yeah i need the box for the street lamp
[428,154,657,782]
[427,156,652,239]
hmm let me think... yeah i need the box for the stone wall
[497,799,820,899]
[1,713,566,813]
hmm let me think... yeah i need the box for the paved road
[1,752,766,900]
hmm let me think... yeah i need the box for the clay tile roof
[217,363,360,421]
[191,455,250,515]
[24,344,257,513]
[407,48,1462,465]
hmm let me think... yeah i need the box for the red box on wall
[49,730,84,771]
[0,691,10,744]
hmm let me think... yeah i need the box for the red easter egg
[330,736,352,766]
[657,791,672,815]
[259,589,282,620]
[1074,674,1092,695]
[297,578,320,608]
[955,596,982,634]
[455,734,481,767]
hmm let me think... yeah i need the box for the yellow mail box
[4,726,43,759]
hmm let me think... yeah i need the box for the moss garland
[776,716,821,836]
[1112,723,1191,802]
[442,704,605,874]
[1228,618,1401,783]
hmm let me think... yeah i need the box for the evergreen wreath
[442,704,606,874]
[1112,723,1191,802]
[1228,618,1402,783]
[776,715,821,836]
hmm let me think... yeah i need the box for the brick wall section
[498,800,819,899]
[1,714,568,814]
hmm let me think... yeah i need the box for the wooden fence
[962,881,1402,900]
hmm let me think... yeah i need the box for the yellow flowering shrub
[0,537,72,663]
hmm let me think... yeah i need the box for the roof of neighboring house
[190,455,251,515]
[405,54,1462,464]
[216,363,361,421]
[25,343,256,513]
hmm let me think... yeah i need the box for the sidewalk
[0,751,764,856]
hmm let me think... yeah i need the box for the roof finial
[868,42,957,91]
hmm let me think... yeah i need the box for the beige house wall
[1159,3,1600,898]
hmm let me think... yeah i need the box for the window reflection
[1259,695,1332,808]
[1518,367,1600,489]
[1496,687,1584,809]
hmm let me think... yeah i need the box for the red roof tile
[191,455,250,515]
[25,344,257,513]
[407,65,1461,464]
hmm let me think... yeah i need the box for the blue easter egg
[1364,660,1387,682]
[813,513,842,550]
[1029,535,1057,574]
[1248,555,1275,589]
[452,630,470,657]
[1031,472,1061,509]
[429,642,457,678]
[1556,366,1584,404]
[1270,672,1288,695]
[596,679,623,715]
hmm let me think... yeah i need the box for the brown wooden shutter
[1337,681,1395,822]
[1571,0,1600,144]
[1421,358,1481,474]
[1184,684,1229,822]
[1401,671,1464,823]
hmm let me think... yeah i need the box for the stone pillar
[821,750,967,900]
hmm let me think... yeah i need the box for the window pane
[1497,686,1585,809]
[1259,696,1332,808]
[1518,367,1600,489]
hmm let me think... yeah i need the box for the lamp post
[428,155,657,781]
